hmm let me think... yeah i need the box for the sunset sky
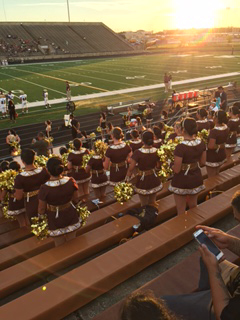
[0,0,239,32]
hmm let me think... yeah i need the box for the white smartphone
[193,229,224,261]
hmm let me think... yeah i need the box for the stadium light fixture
[67,0,71,22]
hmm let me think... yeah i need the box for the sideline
[12,71,240,109]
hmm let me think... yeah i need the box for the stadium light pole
[67,0,71,22]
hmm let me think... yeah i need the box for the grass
[0,52,240,129]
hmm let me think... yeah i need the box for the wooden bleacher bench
[0,164,239,272]
[94,224,240,320]
[0,185,239,320]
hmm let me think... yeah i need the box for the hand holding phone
[193,229,224,261]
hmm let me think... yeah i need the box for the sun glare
[173,0,223,29]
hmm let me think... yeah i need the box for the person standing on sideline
[19,92,28,114]
[8,100,16,123]
[66,81,71,101]
[70,114,80,139]
[31,132,50,157]
[218,86,228,111]
[0,90,7,119]
[43,89,50,109]
[164,73,169,93]
[168,74,172,90]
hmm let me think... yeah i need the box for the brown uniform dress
[197,119,211,132]
[153,139,163,149]
[38,177,81,237]
[132,147,162,195]
[206,125,229,167]
[14,167,50,221]
[105,142,131,186]
[226,118,240,148]
[129,140,143,153]
[7,190,25,217]
[68,149,91,183]
[169,139,206,195]
[208,119,215,130]
[87,155,108,189]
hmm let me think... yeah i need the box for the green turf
[0,52,240,129]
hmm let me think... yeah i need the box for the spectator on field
[66,81,71,101]
[31,132,49,157]
[6,129,20,145]
[164,73,169,93]
[45,120,52,138]
[121,291,178,320]
[70,114,80,139]
[168,74,172,90]
[163,191,240,320]
[218,86,228,111]
[8,100,16,123]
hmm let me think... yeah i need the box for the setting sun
[173,0,224,29]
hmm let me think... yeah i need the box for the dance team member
[225,105,240,160]
[38,157,81,247]
[67,138,91,202]
[14,149,50,224]
[206,111,229,177]
[126,130,162,207]
[196,108,210,132]
[129,129,143,152]
[169,118,206,215]
[104,127,132,186]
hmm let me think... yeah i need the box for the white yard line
[11,71,239,109]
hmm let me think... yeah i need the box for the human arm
[38,199,47,216]
[103,156,110,170]
[0,189,7,202]
[67,161,73,171]
[199,150,206,167]
[16,135,21,143]
[196,225,240,256]
[172,156,182,174]
[208,138,216,150]
[126,158,136,180]
[199,245,231,320]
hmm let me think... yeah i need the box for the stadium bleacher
[0,22,133,59]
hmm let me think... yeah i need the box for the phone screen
[196,232,221,257]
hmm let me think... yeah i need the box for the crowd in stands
[0,35,39,56]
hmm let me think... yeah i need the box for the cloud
[16,2,65,7]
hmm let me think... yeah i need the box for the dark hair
[218,86,223,90]
[101,112,106,120]
[38,132,45,138]
[121,291,177,320]
[21,149,35,165]
[8,129,16,136]
[107,122,113,131]
[157,122,165,131]
[215,110,228,125]
[229,105,239,116]
[197,108,208,119]
[9,161,21,171]
[81,130,87,139]
[181,118,197,136]
[0,160,9,172]
[142,130,154,146]
[112,127,124,140]
[70,114,74,119]
[47,157,64,177]
[131,129,139,139]
[209,110,215,118]
[59,147,68,156]
[232,191,240,213]
[153,126,162,139]
[73,138,82,150]
[136,116,142,126]
[46,120,51,125]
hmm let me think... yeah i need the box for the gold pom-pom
[68,140,74,150]
[90,132,96,138]
[10,141,21,156]
[76,205,91,226]
[31,215,49,240]
[0,169,18,191]
[143,108,150,117]
[34,155,49,167]
[114,182,134,205]
[125,121,130,126]
[94,140,108,158]
[2,203,16,221]
[125,140,131,146]
[197,129,209,145]
[45,137,54,144]
[61,153,69,166]
[96,126,102,133]
[81,151,94,169]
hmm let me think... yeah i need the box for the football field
[0,52,240,129]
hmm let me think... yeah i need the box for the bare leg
[53,235,66,247]
[139,194,149,207]
[148,193,157,207]
[82,181,90,202]
[225,148,233,161]
[174,194,187,215]
[206,166,218,178]
[65,231,77,242]
[16,213,27,228]
[100,186,107,202]
[187,194,198,209]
